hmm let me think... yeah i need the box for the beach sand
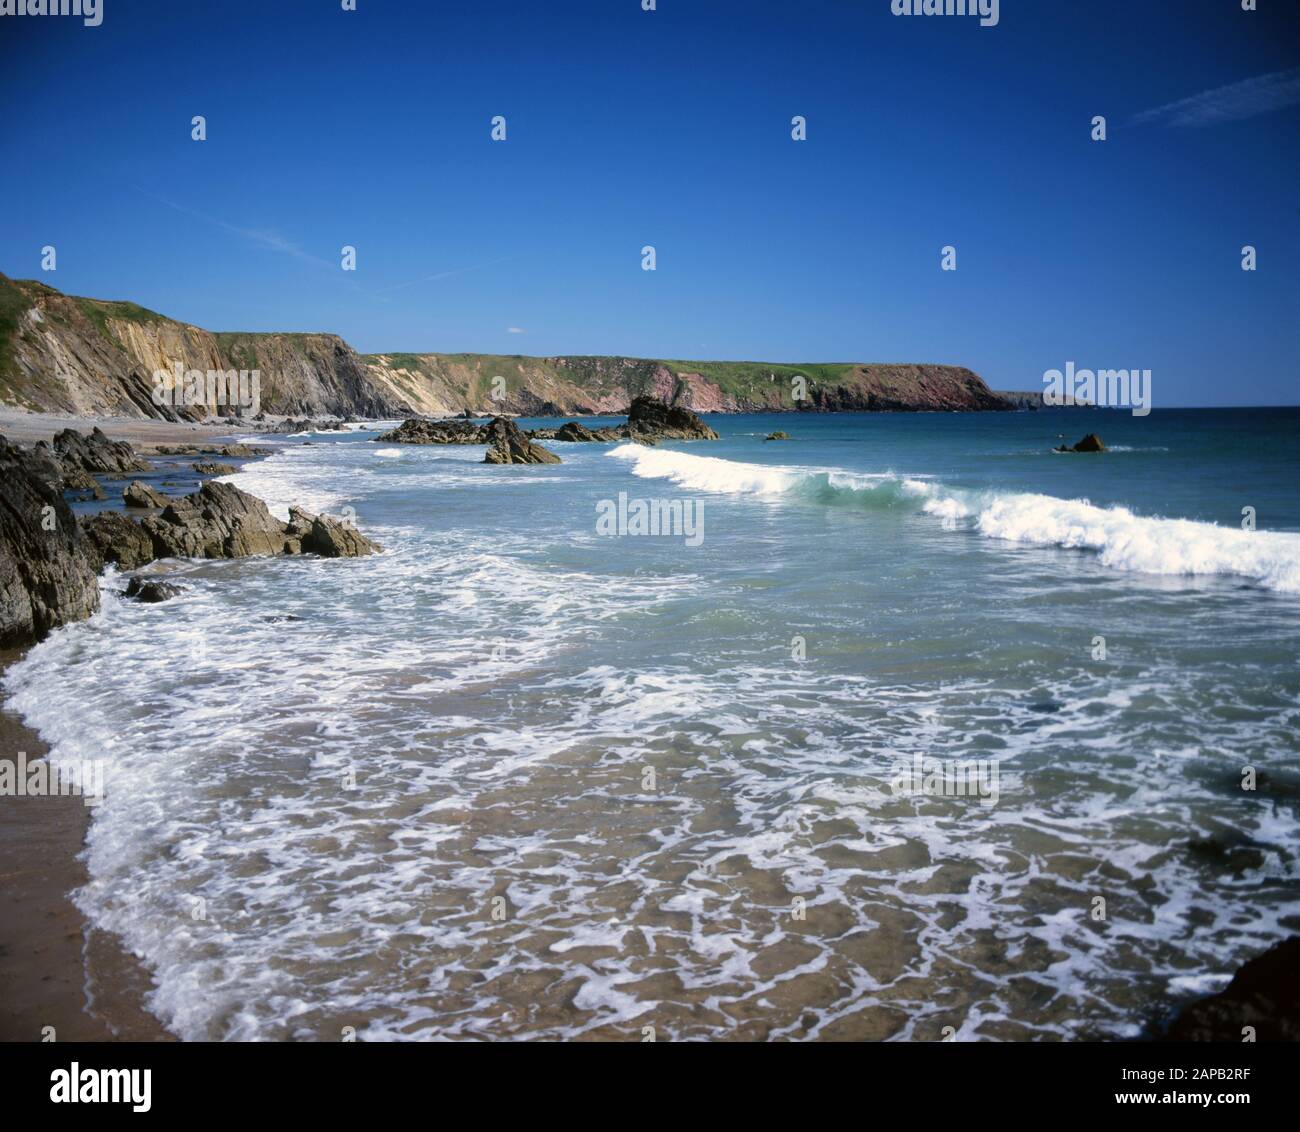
[0,655,169,1041]
[0,411,262,1042]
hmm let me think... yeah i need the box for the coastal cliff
[0,274,1012,420]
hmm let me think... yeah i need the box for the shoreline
[0,653,168,1042]
[0,412,276,1043]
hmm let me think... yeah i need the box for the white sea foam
[609,445,1300,592]
[2,432,1296,1044]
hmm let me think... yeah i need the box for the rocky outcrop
[123,481,167,509]
[375,418,485,445]
[1161,937,1300,1041]
[765,431,790,441]
[52,427,151,474]
[84,481,381,563]
[482,417,561,465]
[626,396,719,441]
[192,462,236,476]
[1055,433,1106,453]
[81,511,156,571]
[0,437,102,647]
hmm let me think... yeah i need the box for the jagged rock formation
[53,427,151,475]
[123,481,167,509]
[0,437,102,646]
[376,418,485,445]
[1055,433,1106,453]
[1,273,1013,421]
[625,396,719,441]
[482,417,561,465]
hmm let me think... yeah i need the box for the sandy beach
[0,654,167,1042]
[0,411,269,1043]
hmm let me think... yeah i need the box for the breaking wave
[608,445,1300,592]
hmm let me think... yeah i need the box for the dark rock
[1055,433,1106,453]
[52,427,151,474]
[61,468,107,501]
[1162,937,1300,1041]
[192,462,237,476]
[83,482,380,563]
[123,480,168,509]
[765,431,790,441]
[0,436,102,647]
[124,577,183,603]
[376,417,486,445]
[482,417,562,464]
[81,511,158,571]
[625,396,719,441]
[284,506,379,558]
[555,422,600,442]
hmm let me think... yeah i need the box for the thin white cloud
[1132,66,1300,127]
[139,190,334,268]
[374,256,514,294]
[507,326,526,334]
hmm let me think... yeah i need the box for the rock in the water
[61,467,107,501]
[0,436,102,647]
[53,427,152,474]
[123,480,168,509]
[84,482,380,564]
[192,462,237,476]
[1055,433,1106,453]
[124,577,184,603]
[142,482,301,559]
[482,416,562,464]
[284,506,379,558]
[625,396,719,441]
[81,511,158,571]
[554,421,600,442]
[765,431,790,441]
[1161,937,1300,1041]
[377,417,486,445]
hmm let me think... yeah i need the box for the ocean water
[6,407,1300,1041]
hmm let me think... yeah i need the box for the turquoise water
[6,407,1299,1040]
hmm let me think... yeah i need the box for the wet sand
[0,654,169,1041]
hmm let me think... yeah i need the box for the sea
[5,406,1299,1041]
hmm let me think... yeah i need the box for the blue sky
[1,0,1297,405]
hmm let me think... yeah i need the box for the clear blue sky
[1,0,1297,405]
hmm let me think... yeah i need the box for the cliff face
[0,274,1012,419]
[0,276,396,420]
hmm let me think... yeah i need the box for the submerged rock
[123,480,168,509]
[0,436,102,646]
[765,431,790,441]
[625,396,719,441]
[483,416,562,464]
[124,577,184,603]
[1055,433,1106,453]
[1161,937,1300,1041]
